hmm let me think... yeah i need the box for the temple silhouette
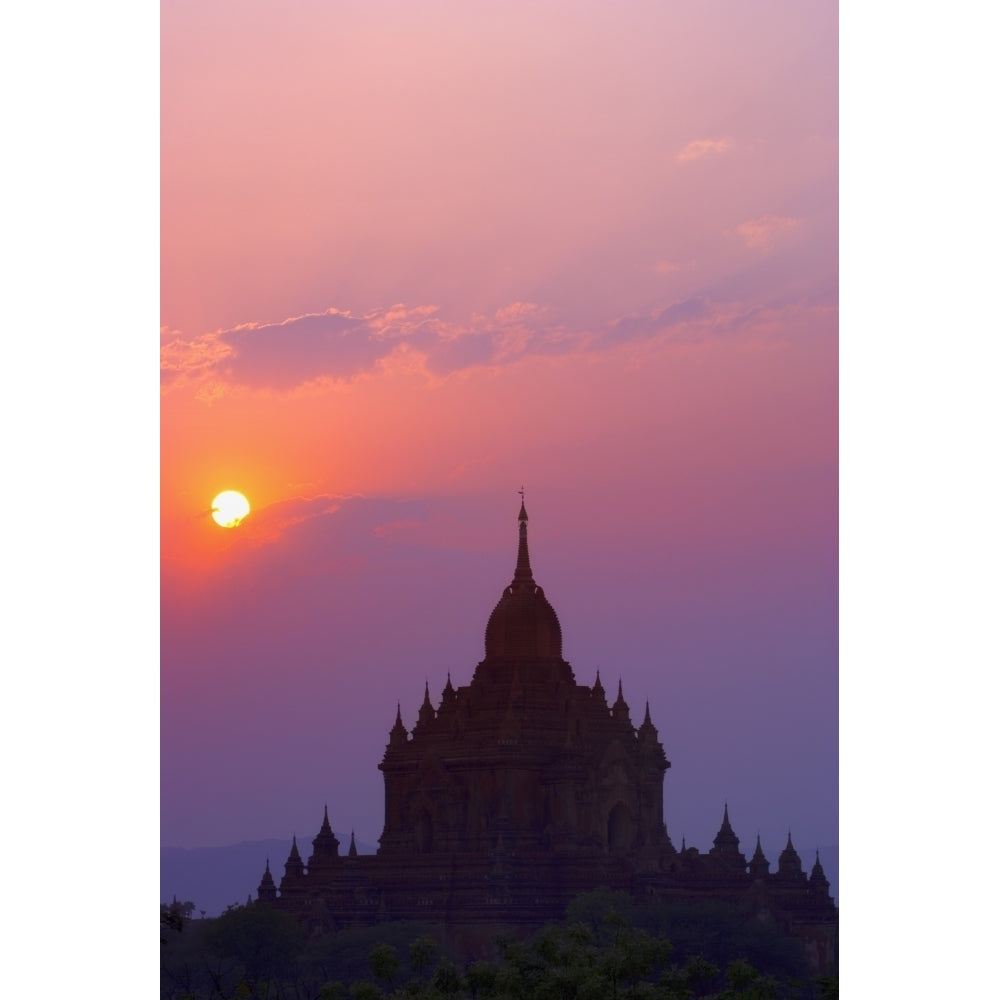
[255,501,837,968]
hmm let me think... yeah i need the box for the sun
[211,490,251,528]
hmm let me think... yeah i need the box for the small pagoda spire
[417,680,435,729]
[710,802,745,867]
[389,702,408,747]
[438,672,458,716]
[612,678,632,726]
[778,831,804,880]
[348,830,358,858]
[713,803,737,842]
[592,669,606,705]
[749,833,770,878]
[809,850,831,897]
[281,833,305,887]
[309,805,340,866]
[637,702,665,763]
[257,857,277,901]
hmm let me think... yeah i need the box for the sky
[160,0,838,869]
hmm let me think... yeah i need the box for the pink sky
[161,0,837,866]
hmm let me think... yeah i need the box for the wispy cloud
[677,138,730,163]
[653,260,681,275]
[160,287,817,394]
[737,215,800,250]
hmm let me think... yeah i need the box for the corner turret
[612,679,633,729]
[281,835,305,886]
[777,832,806,883]
[308,805,340,871]
[809,850,831,899]
[748,834,770,878]
[710,803,747,868]
[257,858,277,901]
[388,704,408,748]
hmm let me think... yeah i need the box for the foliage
[369,943,401,988]
[409,937,438,975]
[203,902,306,982]
[160,896,836,1000]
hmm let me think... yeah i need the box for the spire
[638,701,655,733]
[257,857,277,900]
[710,802,745,866]
[612,678,632,726]
[749,834,769,878]
[483,497,563,660]
[514,493,533,583]
[281,834,305,887]
[714,802,736,841]
[416,681,435,729]
[809,850,831,897]
[309,805,340,866]
[282,835,305,884]
[438,672,458,715]
[592,669,606,705]
[778,831,804,880]
[389,702,408,747]
[348,831,358,859]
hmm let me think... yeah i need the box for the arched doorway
[607,802,633,852]
[414,810,434,853]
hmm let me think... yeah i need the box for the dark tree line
[161,889,837,1000]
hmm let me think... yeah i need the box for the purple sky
[160,0,838,867]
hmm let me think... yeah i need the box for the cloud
[160,303,570,391]
[161,286,802,394]
[494,301,544,325]
[216,310,374,390]
[737,215,800,250]
[653,260,681,275]
[677,138,730,163]
[159,328,234,388]
[601,297,711,346]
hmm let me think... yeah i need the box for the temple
[256,501,836,969]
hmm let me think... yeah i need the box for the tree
[204,902,306,982]
[369,942,401,990]
[409,936,438,976]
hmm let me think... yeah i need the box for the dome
[485,582,563,659]
[483,500,563,660]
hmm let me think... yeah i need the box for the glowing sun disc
[211,490,251,528]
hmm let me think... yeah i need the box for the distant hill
[162,840,837,918]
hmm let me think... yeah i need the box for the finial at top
[514,491,533,580]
